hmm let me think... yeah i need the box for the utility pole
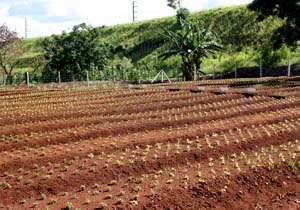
[133,1,137,22]
[25,17,28,38]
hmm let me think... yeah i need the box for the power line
[133,1,137,22]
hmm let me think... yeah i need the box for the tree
[167,0,190,26]
[161,20,222,80]
[167,0,180,10]
[0,24,24,85]
[110,56,135,81]
[42,23,111,82]
[248,0,300,48]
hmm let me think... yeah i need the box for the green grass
[17,4,294,80]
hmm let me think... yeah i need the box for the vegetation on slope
[16,5,300,83]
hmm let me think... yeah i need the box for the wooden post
[26,72,30,88]
[213,64,216,80]
[58,71,61,84]
[260,60,263,77]
[138,70,141,84]
[194,64,197,81]
[288,57,291,77]
[113,70,116,84]
[86,71,89,87]
[234,64,237,79]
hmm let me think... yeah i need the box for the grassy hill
[18,4,300,82]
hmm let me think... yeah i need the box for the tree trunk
[2,65,8,85]
[6,65,15,85]
[182,64,193,81]
[182,57,194,81]
[192,56,204,79]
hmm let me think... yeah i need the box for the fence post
[213,64,216,80]
[137,70,140,84]
[260,60,263,77]
[86,71,89,87]
[58,71,61,85]
[234,64,238,79]
[288,57,291,77]
[194,64,197,81]
[26,72,30,88]
[113,70,116,84]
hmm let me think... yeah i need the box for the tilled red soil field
[1,78,300,210]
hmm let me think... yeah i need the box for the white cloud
[27,18,80,37]
[213,0,252,7]
[183,0,208,11]
[0,4,9,17]
[0,0,250,38]
[44,0,76,17]
[0,5,24,34]
[72,0,132,26]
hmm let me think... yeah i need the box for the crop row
[0,92,239,126]
[1,100,300,173]
[1,126,299,208]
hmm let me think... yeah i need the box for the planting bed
[0,78,300,210]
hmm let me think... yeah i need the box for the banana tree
[161,20,222,80]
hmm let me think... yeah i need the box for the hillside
[17,4,299,82]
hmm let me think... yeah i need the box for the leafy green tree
[42,23,111,82]
[255,40,281,66]
[161,20,222,80]
[0,24,24,85]
[167,0,190,26]
[248,0,300,47]
[254,41,291,67]
[176,8,190,23]
[167,0,180,10]
[110,56,135,81]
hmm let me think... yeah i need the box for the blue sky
[0,0,252,37]
[8,0,79,22]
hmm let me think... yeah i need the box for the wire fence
[1,59,300,88]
